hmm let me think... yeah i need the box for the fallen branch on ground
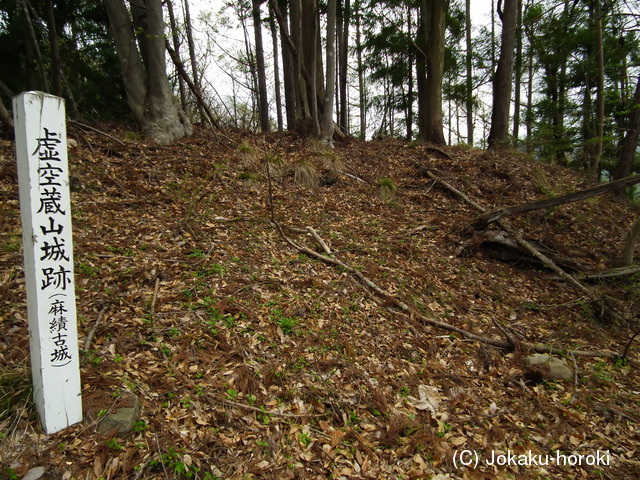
[472,173,640,229]
[420,168,624,323]
[272,218,627,360]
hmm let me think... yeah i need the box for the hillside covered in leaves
[1,125,639,479]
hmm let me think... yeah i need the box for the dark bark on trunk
[424,0,447,145]
[276,0,296,129]
[511,0,522,144]
[45,0,61,96]
[622,215,640,266]
[590,0,605,178]
[269,4,284,131]
[166,0,187,110]
[614,76,640,186]
[321,0,337,144]
[355,5,366,139]
[183,0,200,95]
[21,0,49,91]
[465,0,473,145]
[253,0,271,132]
[338,0,350,134]
[488,0,517,149]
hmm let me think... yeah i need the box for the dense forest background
[1,0,640,180]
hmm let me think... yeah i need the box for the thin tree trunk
[511,0,522,145]
[614,76,640,186]
[622,215,640,266]
[44,0,61,96]
[590,0,605,178]
[269,4,284,131]
[276,0,296,129]
[525,38,533,151]
[166,0,187,111]
[355,3,366,139]
[465,0,473,145]
[183,0,200,94]
[338,0,350,134]
[407,4,414,140]
[321,0,337,144]
[21,0,49,91]
[252,0,271,132]
[488,0,517,149]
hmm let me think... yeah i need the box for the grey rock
[22,467,46,480]
[97,393,140,436]
[525,353,574,382]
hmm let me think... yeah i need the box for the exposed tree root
[271,217,627,361]
[420,168,624,323]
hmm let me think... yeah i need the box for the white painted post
[13,91,82,434]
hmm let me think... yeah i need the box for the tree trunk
[511,0,522,145]
[417,0,448,145]
[253,0,271,132]
[166,0,187,111]
[321,0,337,144]
[21,0,49,91]
[590,0,605,178]
[300,0,320,135]
[103,0,192,144]
[183,0,200,97]
[487,0,517,149]
[614,76,640,187]
[622,215,640,266]
[44,0,61,96]
[276,0,296,129]
[355,2,366,139]
[465,0,473,145]
[338,0,350,134]
[269,4,284,131]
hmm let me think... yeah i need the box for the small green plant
[187,248,206,259]
[160,344,173,358]
[0,235,22,253]
[377,177,398,202]
[299,432,313,447]
[277,315,297,335]
[77,262,98,276]
[436,421,453,438]
[149,448,201,479]
[398,386,411,397]
[105,438,123,450]
[226,388,239,399]
[2,468,18,480]
[131,420,149,433]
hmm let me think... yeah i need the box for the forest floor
[0,125,639,480]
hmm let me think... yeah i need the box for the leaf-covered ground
[1,125,639,479]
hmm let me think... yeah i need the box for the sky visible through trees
[2,0,640,178]
[183,0,494,142]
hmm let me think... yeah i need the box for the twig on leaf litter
[262,142,630,361]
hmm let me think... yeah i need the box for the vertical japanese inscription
[14,92,82,434]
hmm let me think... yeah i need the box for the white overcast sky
[179,0,497,139]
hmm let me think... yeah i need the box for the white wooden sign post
[14,91,82,434]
